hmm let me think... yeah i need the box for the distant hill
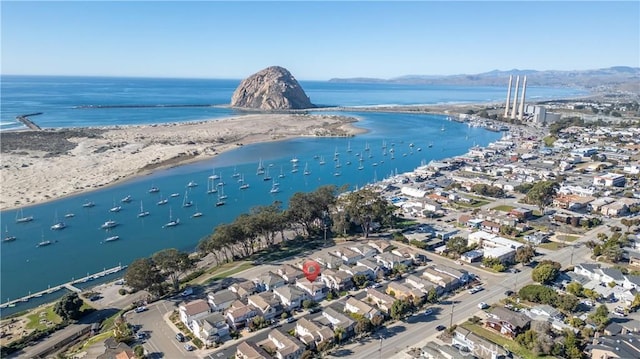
[329,67,640,92]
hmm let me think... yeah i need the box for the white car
[469,286,483,294]
[478,302,489,309]
[134,306,147,313]
[181,287,193,297]
[424,308,433,316]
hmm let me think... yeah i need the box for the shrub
[118,288,127,296]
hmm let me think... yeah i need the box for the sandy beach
[0,113,363,211]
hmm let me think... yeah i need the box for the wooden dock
[0,265,126,309]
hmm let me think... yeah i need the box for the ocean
[0,76,585,316]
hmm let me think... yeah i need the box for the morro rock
[231,66,315,110]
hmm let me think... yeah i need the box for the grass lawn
[457,200,489,208]
[492,205,515,212]
[558,235,580,242]
[26,306,62,330]
[461,323,552,359]
[209,262,254,280]
[396,220,419,229]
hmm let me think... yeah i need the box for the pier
[16,112,43,131]
[0,265,126,310]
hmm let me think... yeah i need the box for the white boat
[346,141,352,153]
[217,174,225,187]
[148,186,160,193]
[37,240,52,247]
[441,124,445,131]
[319,156,326,165]
[333,171,341,176]
[291,163,299,173]
[263,168,272,181]
[290,156,299,163]
[64,213,75,218]
[187,180,198,188]
[110,205,122,212]
[137,201,149,217]
[121,195,132,203]
[157,197,168,205]
[82,200,95,208]
[256,159,265,175]
[232,166,240,178]
[270,182,280,193]
[51,220,66,230]
[170,193,180,198]
[335,160,342,168]
[182,190,193,208]
[218,186,228,200]
[104,235,120,242]
[192,204,203,218]
[207,177,218,194]
[278,166,285,178]
[208,168,220,180]
[303,162,311,176]
[3,226,16,242]
[15,208,33,223]
[163,208,180,228]
[215,187,226,206]
[239,175,249,189]
[101,220,118,229]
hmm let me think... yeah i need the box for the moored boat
[100,220,118,229]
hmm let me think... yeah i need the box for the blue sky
[1,1,638,80]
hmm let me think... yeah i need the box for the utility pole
[450,302,455,328]
[378,336,383,359]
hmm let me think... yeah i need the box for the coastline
[0,113,365,211]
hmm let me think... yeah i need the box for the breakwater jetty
[0,265,126,310]
[74,103,216,109]
[15,113,43,131]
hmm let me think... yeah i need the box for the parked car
[308,307,321,314]
[469,286,483,294]
[436,325,446,331]
[286,316,297,323]
[136,332,146,340]
[181,287,193,297]
[478,302,489,309]
[184,344,195,351]
[504,290,514,296]
[175,333,185,342]
[134,306,147,313]
[424,308,433,316]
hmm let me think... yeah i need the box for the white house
[273,285,308,311]
[191,312,229,345]
[295,278,327,302]
[179,299,211,329]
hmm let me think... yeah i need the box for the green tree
[353,274,368,288]
[124,257,163,295]
[134,345,145,358]
[354,318,372,337]
[446,236,469,256]
[524,181,560,213]
[334,326,345,345]
[426,288,439,304]
[589,304,610,328]
[390,299,410,320]
[302,299,314,309]
[152,248,195,292]
[371,314,384,327]
[557,294,580,313]
[515,245,535,264]
[531,261,560,284]
[54,292,84,321]
[339,188,394,238]
[566,282,584,297]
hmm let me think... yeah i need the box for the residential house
[386,281,424,301]
[236,341,270,359]
[586,332,640,359]
[226,302,258,330]
[529,305,563,320]
[508,208,533,220]
[255,271,286,292]
[97,339,135,359]
[485,307,530,338]
[248,292,283,322]
[432,265,470,284]
[392,247,427,264]
[263,329,305,359]
[349,245,377,258]
[365,288,395,314]
[321,307,355,333]
[295,278,328,302]
[597,267,626,286]
[405,274,442,295]
[367,240,392,253]
[451,328,509,359]
[344,297,383,321]
[315,253,343,269]
[588,197,616,214]
[229,281,257,299]
[207,289,239,312]
[483,246,517,264]
[340,265,375,280]
[179,299,211,329]
[277,264,305,284]
[553,194,594,211]
[481,220,501,233]
[422,268,460,292]
[295,318,334,348]
[574,263,601,280]
[622,275,640,291]
[320,269,354,291]
[273,285,308,311]
[191,312,229,345]
[356,258,380,277]
[601,201,631,217]
[335,248,363,265]
[593,173,625,187]
[375,252,412,270]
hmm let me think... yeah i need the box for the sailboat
[215,188,226,207]
[37,233,52,248]
[50,212,66,230]
[110,199,122,212]
[346,141,352,153]
[3,226,16,242]
[15,208,33,223]
[290,156,299,164]
[303,162,311,175]
[232,166,241,178]
[187,180,198,188]
[358,156,364,170]
[209,168,220,181]
[157,196,168,205]
[138,201,150,217]
[217,174,225,187]
[104,231,120,242]
[148,185,160,193]
[121,195,132,203]
[207,177,218,194]
[441,124,445,131]
[270,182,280,193]
[319,156,326,165]
[263,167,272,181]
[192,203,203,218]
[278,166,285,179]
[182,190,193,208]
[162,208,180,228]
[101,219,118,229]
[291,162,299,173]
[218,186,228,200]
[256,158,265,175]
[239,175,250,189]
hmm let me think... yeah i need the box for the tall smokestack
[510,76,520,119]
[518,76,527,121]
[504,75,513,118]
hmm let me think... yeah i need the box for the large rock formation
[231,66,315,110]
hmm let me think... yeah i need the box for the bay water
[0,76,584,315]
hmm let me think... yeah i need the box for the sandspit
[0,113,363,211]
